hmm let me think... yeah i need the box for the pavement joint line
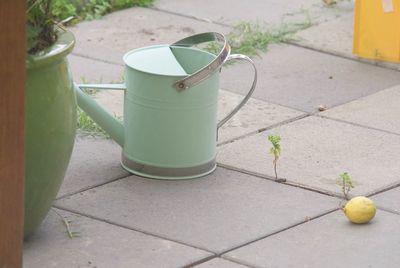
[220,257,261,268]
[222,86,387,118]
[148,7,233,28]
[220,256,264,268]
[316,114,400,137]
[220,87,309,114]
[217,164,343,199]
[217,113,310,147]
[287,41,400,72]
[217,129,262,147]
[376,206,400,216]
[52,205,217,255]
[184,256,256,268]
[71,53,124,66]
[220,87,308,114]
[247,113,310,133]
[55,173,132,200]
[218,207,339,260]
[185,208,340,268]
[182,256,217,268]
[367,182,400,198]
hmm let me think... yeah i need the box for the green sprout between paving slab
[337,172,354,201]
[336,173,377,224]
[51,209,81,239]
[268,134,286,183]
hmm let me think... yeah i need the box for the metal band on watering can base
[121,155,216,180]
[73,32,257,180]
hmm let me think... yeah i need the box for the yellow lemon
[343,196,376,224]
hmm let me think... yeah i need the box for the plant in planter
[25,0,76,238]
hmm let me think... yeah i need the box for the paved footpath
[24,1,400,267]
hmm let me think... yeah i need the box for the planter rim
[26,30,75,70]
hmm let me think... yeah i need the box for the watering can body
[75,33,257,180]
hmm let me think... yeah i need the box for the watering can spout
[74,83,125,146]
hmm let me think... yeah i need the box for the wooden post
[0,1,25,267]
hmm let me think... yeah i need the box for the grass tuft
[77,108,111,138]
[76,79,124,139]
[206,18,313,58]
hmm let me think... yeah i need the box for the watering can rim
[122,32,230,91]
[122,44,217,78]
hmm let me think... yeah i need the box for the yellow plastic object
[353,0,400,63]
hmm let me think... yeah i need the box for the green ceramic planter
[25,30,76,238]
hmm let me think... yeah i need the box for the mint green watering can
[74,32,257,180]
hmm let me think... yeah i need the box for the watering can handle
[217,54,257,130]
[172,32,231,91]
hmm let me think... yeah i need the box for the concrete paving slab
[292,13,400,71]
[293,14,354,59]
[224,210,400,268]
[69,55,124,83]
[220,44,400,112]
[69,7,230,65]
[373,187,400,215]
[218,90,305,143]
[217,116,400,196]
[24,209,211,267]
[55,167,338,253]
[94,89,125,117]
[321,85,400,135]
[58,137,129,198]
[195,258,248,268]
[153,0,353,26]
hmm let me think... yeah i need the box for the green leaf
[51,0,76,20]
[268,135,281,157]
[337,172,354,188]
